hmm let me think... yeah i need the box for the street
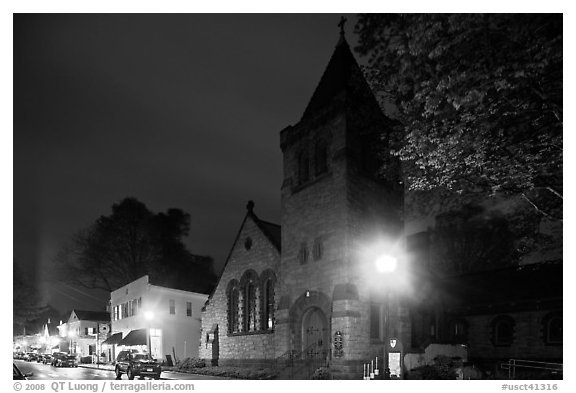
[14,360,230,380]
[15,360,115,380]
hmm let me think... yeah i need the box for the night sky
[13,14,360,313]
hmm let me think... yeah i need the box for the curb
[77,364,228,380]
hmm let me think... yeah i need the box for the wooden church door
[302,307,328,358]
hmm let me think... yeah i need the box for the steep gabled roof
[203,201,280,308]
[300,35,381,122]
[71,310,110,322]
[253,217,281,252]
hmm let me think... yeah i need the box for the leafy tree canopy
[13,264,51,334]
[355,14,562,219]
[56,197,216,294]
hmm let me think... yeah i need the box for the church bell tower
[274,22,404,377]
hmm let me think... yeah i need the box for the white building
[106,275,208,364]
[57,310,110,360]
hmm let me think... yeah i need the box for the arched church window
[240,270,260,333]
[298,151,310,184]
[448,318,468,343]
[360,135,379,176]
[227,280,240,334]
[298,242,308,264]
[312,237,323,261]
[244,237,253,250]
[244,282,257,332]
[315,141,328,176]
[263,283,275,330]
[542,312,562,345]
[260,270,277,332]
[491,315,515,347]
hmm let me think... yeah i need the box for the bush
[177,358,206,370]
[407,355,459,380]
[178,366,277,379]
[311,367,331,380]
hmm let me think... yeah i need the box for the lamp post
[144,311,154,359]
[375,254,398,379]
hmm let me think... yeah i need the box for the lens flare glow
[375,255,397,273]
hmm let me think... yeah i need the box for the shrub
[177,358,206,370]
[407,355,459,380]
[311,367,331,380]
[172,365,277,379]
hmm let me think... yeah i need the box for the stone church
[199,29,562,379]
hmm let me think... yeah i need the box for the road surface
[15,360,115,380]
[14,360,230,380]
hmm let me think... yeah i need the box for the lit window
[169,299,176,315]
[244,282,257,332]
[262,278,275,331]
[227,283,240,334]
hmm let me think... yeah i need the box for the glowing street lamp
[375,255,398,274]
[375,253,399,379]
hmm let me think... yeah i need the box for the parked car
[24,352,38,362]
[51,352,66,366]
[13,363,33,380]
[41,354,53,364]
[115,350,161,380]
[52,352,78,367]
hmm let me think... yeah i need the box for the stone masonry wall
[279,114,351,360]
[199,215,280,363]
[465,310,562,361]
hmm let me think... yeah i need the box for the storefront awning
[119,329,147,346]
[102,332,123,345]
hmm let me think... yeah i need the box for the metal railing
[501,359,563,379]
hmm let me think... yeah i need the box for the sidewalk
[78,363,230,380]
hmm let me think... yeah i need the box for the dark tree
[355,14,562,220]
[13,264,50,334]
[56,197,216,293]
[430,205,517,274]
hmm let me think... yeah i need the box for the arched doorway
[288,290,332,360]
[301,307,329,358]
